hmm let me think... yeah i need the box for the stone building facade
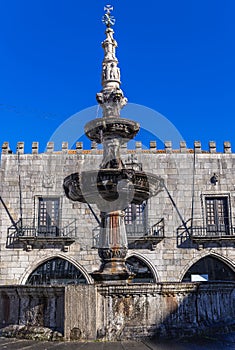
[0,6,234,341]
[0,139,234,286]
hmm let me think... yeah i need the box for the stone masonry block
[32,142,39,154]
[164,141,172,153]
[224,141,231,154]
[209,141,216,153]
[194,141,201,153]
[17,142,24,154]
[180,141,187,153]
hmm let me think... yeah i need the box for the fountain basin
[84,117,140,143]
[63,169,164,209]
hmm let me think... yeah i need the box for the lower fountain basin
[63,169,164,210]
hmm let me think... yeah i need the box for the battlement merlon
[0,141,233,155]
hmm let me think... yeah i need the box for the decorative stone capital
[98,247,128,261]
[96,88,127,118]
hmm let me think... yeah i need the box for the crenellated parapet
[1,140,233,155]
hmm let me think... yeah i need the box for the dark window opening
[126,256,155,283]
[182,256,235,282]
[205,197,230,234]
[26,258,87,285]
[38,197,60,236]
[125,202,147,237]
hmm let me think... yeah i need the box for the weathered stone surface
[0,325,63,341]
[0,145,235,341]
[1,283,234,341]
[1,148,234,285]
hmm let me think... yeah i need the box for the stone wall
[64,284,97,340]
[0,286,65,334]
[0,282,234,341]
[0,141,235,285]
[65,282,235,341]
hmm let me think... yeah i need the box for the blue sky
[0,0,234,152]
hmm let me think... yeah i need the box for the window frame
[202,193,232,235]
[124,201,148,237]
[34,196,62,237]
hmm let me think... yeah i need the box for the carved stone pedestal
[91,248,132,284]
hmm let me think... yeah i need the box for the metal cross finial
[104,4,113,14]
[102,4,115,27]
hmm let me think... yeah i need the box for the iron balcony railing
[146,218,165,237]
[92,218,165,248]
[178,218,235,242]
[7,218,77,241]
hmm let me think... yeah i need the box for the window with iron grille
[26,257,87,285]
[124,202,147,237]
[125,203,143,224]
[38,197,60,236]
[205,196,230,234]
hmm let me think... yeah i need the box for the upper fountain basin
[84,117,140,143]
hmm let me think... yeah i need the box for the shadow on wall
[176,219,235,250]
[0,286,65,335]
[0,282,234,341]
[0,254,235,341]
[150,282,235,340]
[93,282,235,341]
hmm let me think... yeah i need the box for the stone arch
[179,251,235,282]
[126,252,158,283]
[20,253,93,285]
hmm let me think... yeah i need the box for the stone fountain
[63,5,164,283]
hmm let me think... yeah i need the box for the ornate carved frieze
[98,247,128,261]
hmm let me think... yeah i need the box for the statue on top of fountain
[96,4,127,118]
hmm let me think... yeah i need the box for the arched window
[126,256,155,283]
[26,258,88,285]
[182,256,235,282]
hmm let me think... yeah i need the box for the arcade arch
[126,253,158,283]
[23,256,91,285]
[181,254,235,282]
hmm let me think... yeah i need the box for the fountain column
[86,5,137,282]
